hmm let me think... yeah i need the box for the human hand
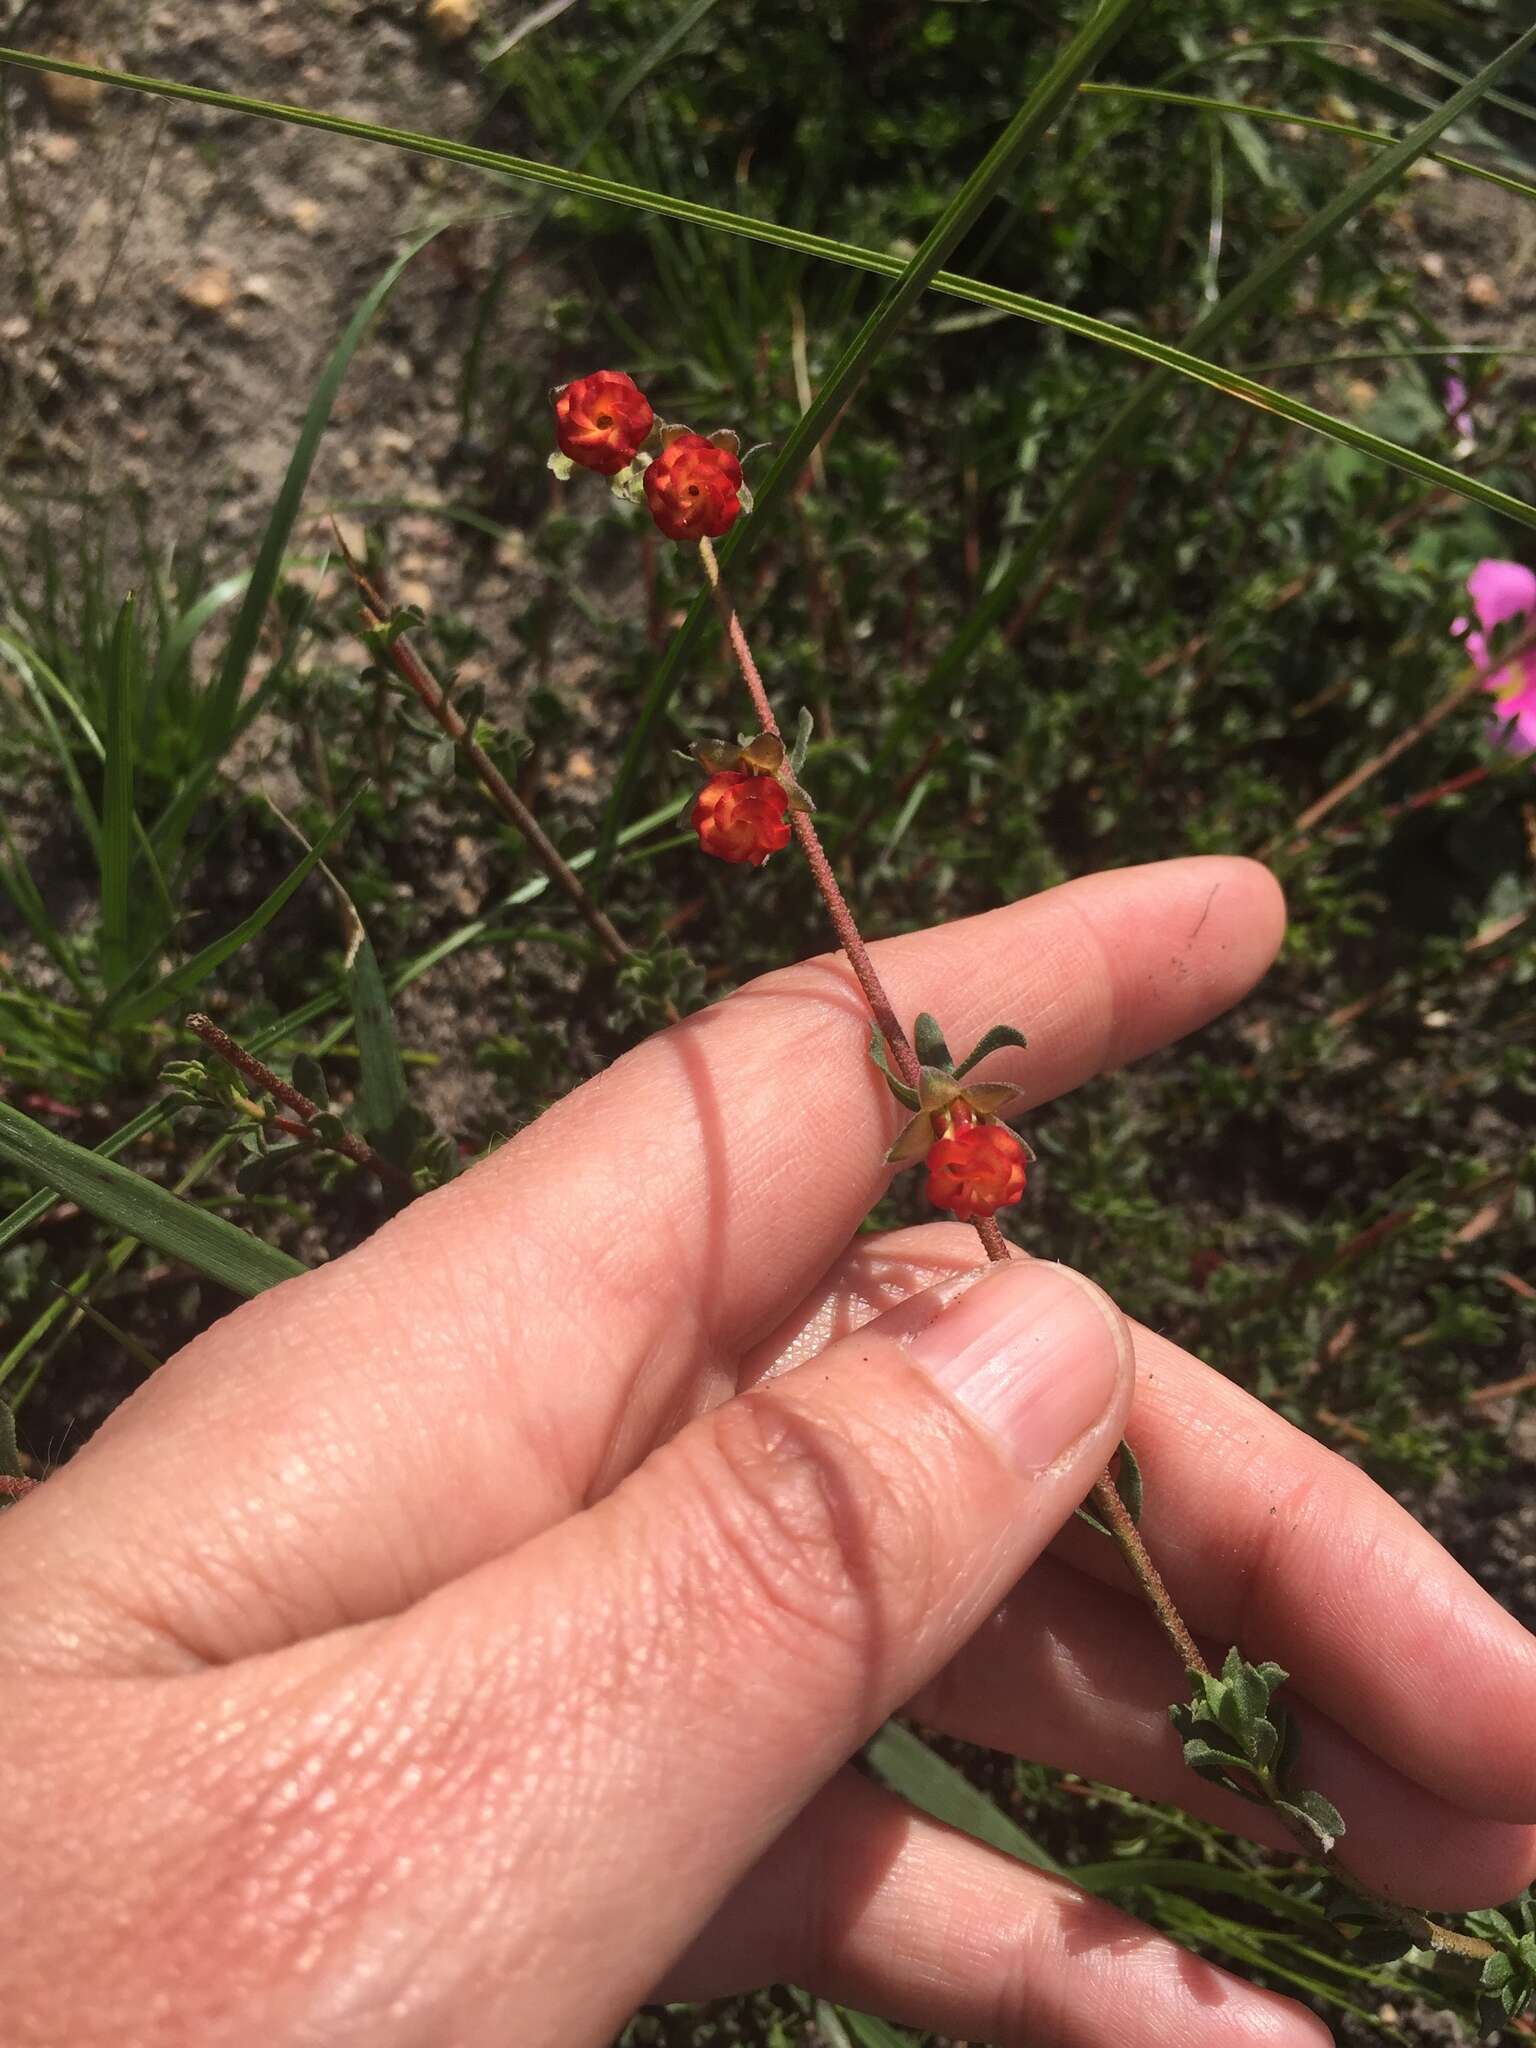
[6,857,1534,2048]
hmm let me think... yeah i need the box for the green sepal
[885,1111,937,1167]
[869,1027,920,1111]
[953,1023,1028,1079]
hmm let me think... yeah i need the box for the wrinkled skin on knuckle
[680,1366,967,1688]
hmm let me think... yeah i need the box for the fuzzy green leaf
[788,705,814,780]
[914,1013,953,1070]
[290,1053,329,1109]
[868,1028,920,1110]
[1275,1789,1347,1852]
[953,1023,1030,1079]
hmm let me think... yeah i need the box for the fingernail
[904,1261,1128,1475]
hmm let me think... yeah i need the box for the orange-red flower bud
[691,770,791,867]
[553,370,654,476]
[644,432,743,541]
[925,1113,1028,1221]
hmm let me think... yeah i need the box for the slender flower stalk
[333,526,639,979]
[696,539,1013,1267]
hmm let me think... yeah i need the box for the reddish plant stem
[696,542,1014,1272]
[332,527,636,977]
[186,1014,416,1197]
[1090,1474,1207,1677]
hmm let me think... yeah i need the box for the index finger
[4,858,1285,1667]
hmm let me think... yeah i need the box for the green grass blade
[593,0,1149,876]
[0,1100,303,1296]
[192,224,445,770]
[1079,80,1536,204]
[865,1721,1064,1876]
[0,44,1528,544]
[0,627,103,855]
[149,567,252,701]
[103,785,364,1029]
[99,595,138,988]
[915,17,1536,708]
[0,1105,164,1255]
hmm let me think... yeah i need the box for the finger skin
[0,858,1284,1668]
[95,1263,1123,2048]
[757,1222,1536,1833]
[669,1769,1333,2048]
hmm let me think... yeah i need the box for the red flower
[691,770,791,867]
[553,370,654,476]
[925,1113,1028,1221]
[644,432,743,541]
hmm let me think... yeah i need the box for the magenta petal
[1467,558,1536,631]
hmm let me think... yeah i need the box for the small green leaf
[1482,1953,1516,1992]
[349,934,411,1148]
[1114,1439,1143,1523]
[868,1027,920,1110]
[788,705,814,779]
[291,1053,329,1109]
[235,1140,307,1194]
[428,737,457,783]
[953,1023,1029,1079]
[1344,1925,1416,1967]
[914,1013,953,1069]
[1181,1739,1267,1801]
[1275,1789,1346,1852]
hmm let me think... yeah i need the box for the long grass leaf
[0,46,1527,542]
[103,786,364,1029]
[865,1721,1064,1876]
[0,1105,164,1255]
[99,596,137,987]
[0,1101,303,1296]
[1079,81,1536,204]
[192,224,445,770]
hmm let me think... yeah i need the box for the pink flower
[1452,558,1536,755]
[1443,370,1474,449]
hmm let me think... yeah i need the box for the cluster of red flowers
[550,370,1029,1228]
[553,371,742,541]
